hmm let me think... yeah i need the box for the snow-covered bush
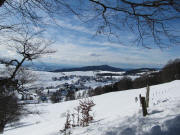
[79,98,95,127]
[60,98,95,134]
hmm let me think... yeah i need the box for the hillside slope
[4,80,180,135]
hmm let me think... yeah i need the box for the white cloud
[0,44,18,59]
[39,39,170,68]
[0,19,177,68]
[43,17,95,35]
[0,36,174,68]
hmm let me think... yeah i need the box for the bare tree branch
[0,0,179,48]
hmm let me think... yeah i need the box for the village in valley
[20,71,125,103]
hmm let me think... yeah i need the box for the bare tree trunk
[10,57,26,80]
[0,121,5,134]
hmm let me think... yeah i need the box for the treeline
[89,59,180,96]
[96,73,121,76]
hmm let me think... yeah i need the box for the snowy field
[30,70,131,88]
[0,64,139,89]
[4,80,180,135]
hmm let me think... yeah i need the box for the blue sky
[0,2,180,69]
[28,15,179,69]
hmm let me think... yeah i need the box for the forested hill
[51,65,124,72]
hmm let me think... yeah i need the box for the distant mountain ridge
[51,65,124,72]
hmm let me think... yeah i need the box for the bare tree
[60,0,180,48]
[0,0,68,32]
[1,31,55,79]
[4,66,37,94]
[0,0,179,48]
[0,31,55,94]
[0,31,55,133]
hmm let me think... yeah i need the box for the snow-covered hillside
[4,80,180,135]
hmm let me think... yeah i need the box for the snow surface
[4,80,180,135]
[0,64,139,89]
[30,70,131,88]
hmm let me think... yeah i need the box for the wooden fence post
[141,97,148,116]
[146,85,150,108]
[139,94,142,106]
